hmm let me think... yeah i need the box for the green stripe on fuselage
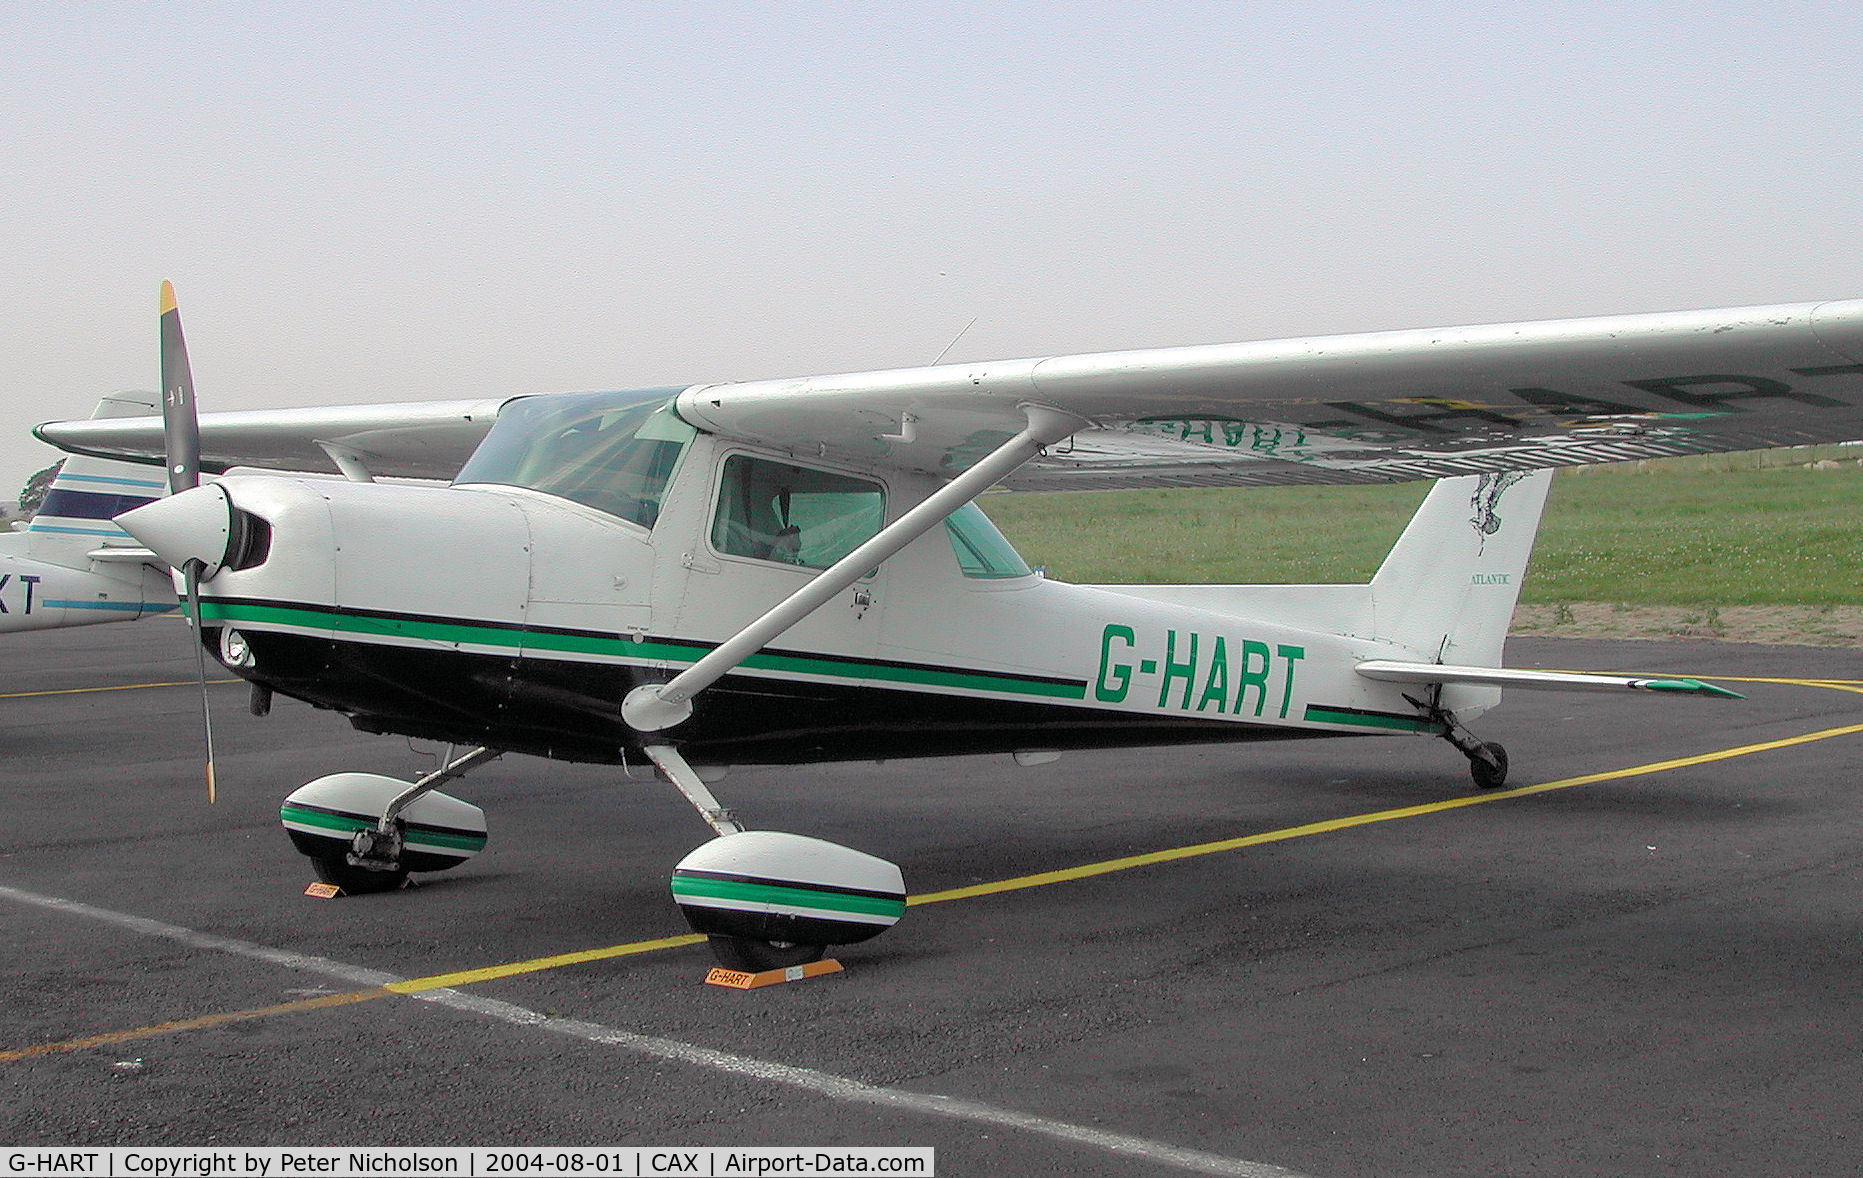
[207,599,1086,702]
[208,601,514,648]
[1303,705,1441,733]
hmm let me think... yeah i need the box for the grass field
[980,450,1863,607]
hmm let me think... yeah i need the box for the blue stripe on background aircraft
[27,285,1863,971]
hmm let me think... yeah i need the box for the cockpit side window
[712,455,884,570]
[945,501,1034,579]
[454,389,692,528]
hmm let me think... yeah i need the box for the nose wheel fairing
[280,771,488,886]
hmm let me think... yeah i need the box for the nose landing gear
[280,748,498,892]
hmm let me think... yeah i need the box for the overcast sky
[5,1,1859,493]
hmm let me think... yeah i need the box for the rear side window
[945,501,1033,579]
[712,456,884,569]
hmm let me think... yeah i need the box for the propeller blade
[183,559,218,804]
[161,282,217,802]
[159,280,202,495]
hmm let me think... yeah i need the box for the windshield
[455,389,693,528]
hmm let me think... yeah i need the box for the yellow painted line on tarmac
[908,718,1863,907]
[0,934,712,1062]
[0,988,391,1063]
[1707,676,1863,698]
[0,678,240,700]
[8,677,1863,1065]
[381,932,707,994]
[1722,676,1863,686]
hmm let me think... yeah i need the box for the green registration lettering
[1095,624,1136,703]
[1196,636,1231,712]
[1098,625,1304,719]
[1234,639,1273,716]
[1157,629,1199,709]
[1276,644,1305,719]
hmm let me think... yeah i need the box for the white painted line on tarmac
[0,883,1316,1178]
[0,884,400,987]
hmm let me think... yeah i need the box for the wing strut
[621,403,1087,733]
[643,744,744,836]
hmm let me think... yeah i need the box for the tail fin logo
[1469,471,1531,549]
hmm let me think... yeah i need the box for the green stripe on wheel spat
[672,871,906,922]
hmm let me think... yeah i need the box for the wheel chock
[303,882,345,899]
[704,959,844,989]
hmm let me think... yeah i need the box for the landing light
[219,627,255,669]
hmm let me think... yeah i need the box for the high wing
[675,299,1863,490]
[35,399,504,481]
[34,298,1863,487]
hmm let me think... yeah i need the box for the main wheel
[308,856,409,895]
[1469,741,1509,790]
[707,935,826,972]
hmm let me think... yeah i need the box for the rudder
[1368,470,1553,710]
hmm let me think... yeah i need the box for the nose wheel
[281,761,492,893]
[308,854,409,895]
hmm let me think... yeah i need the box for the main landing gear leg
[642,744,743,837]
[643,744,907,973]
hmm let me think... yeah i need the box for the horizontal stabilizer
[86,546,161,564]
[1354,660,1743,699]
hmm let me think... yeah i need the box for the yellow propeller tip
[160,281,177,315]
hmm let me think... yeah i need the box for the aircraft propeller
[158,281,218,803]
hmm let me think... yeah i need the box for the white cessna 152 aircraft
[33,285,1863,970]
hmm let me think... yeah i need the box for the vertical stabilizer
[1368,470,1553,713]
[23,393,168,562]
[0,393,174,632]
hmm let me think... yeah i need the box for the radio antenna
[930,316,979,366]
